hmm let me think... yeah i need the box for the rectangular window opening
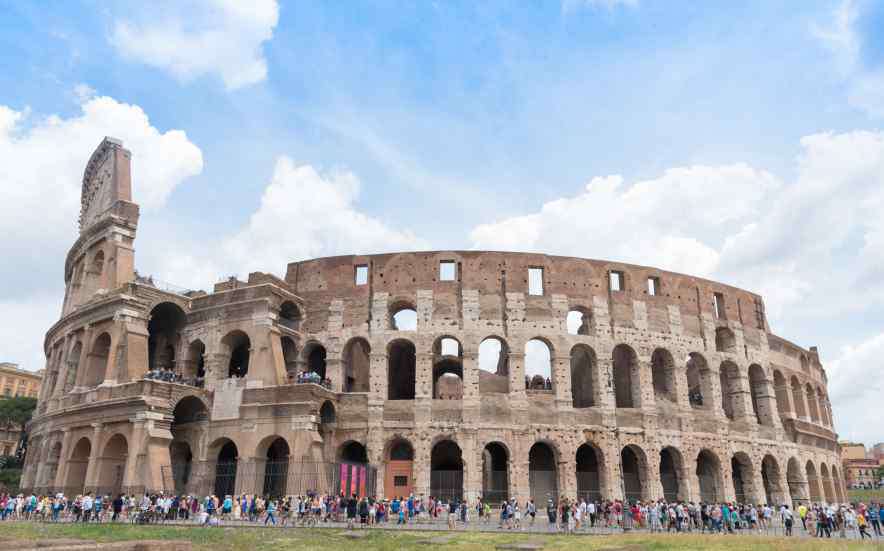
[528,267,544,296]
[354,265,368,286]
[394,475,408,487]
[609,271,623,292]
[439,260,456,281]
[647,276,659,296]
[713,292,725,319]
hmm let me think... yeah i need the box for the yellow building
[0,363,43,456]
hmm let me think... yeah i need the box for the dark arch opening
[185,340,206,385]
[570,345,596,408]
[170,441,192,494]
[482,442,509,503]
[651,348,676,403]
[762,455,780,505]
[263,438,290,498]
[387,339,416,400]
[748,364,767,425]
[280,336,298,379]
[613,344,639,408]
[214,440,238,497]
[431,440,463,502]
[576,443,602,502]
[621,446,645,503]
[731,455,751,504]
[320,401,336,425]
[148,302,186,372]
[389,439,414,461]
[303,343,327,380]
[696,450,721,502]
[279,301,301,331]
[343,338,370,392]
[529,442,558,503]
[715,327,736,353]
[340,441,368,465]
[660,447,682,502]
[223,331,251,378]
[686,353,711,409]
[85,332,111,387]
[719,362,739,419]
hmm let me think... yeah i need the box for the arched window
[84,332,111,387]
[613,344,640,408]
[566,308,592,336]
[525,339,552,391]
[222,330,251,378]
[280,336,298,378]
[651,348,676,403]
[805,383,820,423]
[306,343,327,380]
[576,443,603,502]
[148,302,186,373]
[478,337,509,394]
[570,344,597,408]
[715,327,736,353]
[434,337,463,399]
[790,376,807,418]
[390,301,417,331]
[773,370,789,421]
[387,339,416,400]
[686,353,711,409]
[529,442,558,502]
[719,361,740,420]
[660,447,683,502]
[696,449,722,502]
[279,301,301,331]
[621,445,647,502]
[482,442,509,502]
[185,340,206,384]
[431,440,464,502]
[342,338,370,393]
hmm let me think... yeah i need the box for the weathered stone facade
[22,138,845,506]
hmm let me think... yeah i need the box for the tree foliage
[0,396,37,431]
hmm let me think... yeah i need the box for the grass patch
[0,522,880,551]
[848,488,884,502]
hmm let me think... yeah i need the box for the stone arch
[761,454,783,506]
[719,361,740,420]
[339,440,369,464]
[686,352,712,410]
[830,464,844,503]
[302,341,327,380]
[819,463,835,503]
[390,299,417,331]
[387,338,416,400]
[280,336,298,378]
[385,437,415,498]
[621,444,648,502]
[570,344,597,408]
[613,344,641,408]
[651,348,677,403]
[748,364,772,425]
[816,388,829,427]
[84,332,111,387]
[433,336,463,399]
[659,446,685,502]
[482,441,509,503]
[800,354,809,372]
[525,338,553,390]
[715,327,737,353]
[805,383,820,423]
[278,300,301,331]
[787,457,808,505]
[148,302,186,373]
[342,337,370,392]
[478,336,509,394]
[169,440,193,495]
[431,439,464,502]
[184,339,207,383]
[64,437,92,493]
[696,449,723,502]
[64,341,83,393]
[731,452,755,504]
[211,438,238,497]
[790,376,806,418]
[806,460,821,503]
[221,330,251,379]
[576,442,604,502]
[259,436,290,498]
[319,400,336,425]
[529,441,559,503]
[97,433,127,494]
[773,370,790,421]
[566,306,593,336]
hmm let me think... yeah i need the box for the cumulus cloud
[828,332,884,444]
[469,129,884,444]
[110,0,279,90]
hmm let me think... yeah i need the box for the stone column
[461,351,480,421]
[414,352,433,424]
[559,454,577,501]
[325,357,343,392]
[552,354,571,411]
[673,353,692,410]
[636,355,655,412]
[461,432,480,502]
[603,441,623,501]
[645,447,663,501]
[73,325,94,390]
[596,355,616,410]
[511,451,530,504]
[83,422,104,492]
[53,429,73,490]
[721,458,736,502]
[413,438,431,501]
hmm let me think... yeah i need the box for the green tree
[0,396,37,433]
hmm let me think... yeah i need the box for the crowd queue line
[1,491,881,540]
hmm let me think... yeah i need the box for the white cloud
[110,0,279,90]
[221,157,428,276]
[828,332,884,444]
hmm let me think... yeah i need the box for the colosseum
[22,137,845,507]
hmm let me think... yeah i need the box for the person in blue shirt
[264,499,277,525]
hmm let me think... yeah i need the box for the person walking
[858,511,872,540]
[264,499,277,526]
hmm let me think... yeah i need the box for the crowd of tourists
[0,491,881,539]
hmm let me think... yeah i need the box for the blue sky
[0,0,882,445]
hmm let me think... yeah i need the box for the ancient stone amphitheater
[22,138,844,506]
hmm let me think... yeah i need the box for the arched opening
[342,338,370,393]
[576,443,602,502]
[319,400,336,426]
[280,336,298,379]
[385,438,414,499]
[147,302,186,373]
[762,455,782,505]
[566,308,592,336]
[621,445,646,502]
[387,339,416,400]
[651,348,676,403]
[478,336,509,394]
[731,453,753,504]
[773,370,789,421]
[64,437,91,493]
[806,461,821,503]
[98,434,127,495]
[64,341,83,392]
[214,440,238,497]
[819,463,834,503]
[433,337,463,400]
[222,330,251,379]
[800,354,809,372]
[262,437,290,498]
[805,383,820,423]
[787,457,808,506]
[169,441,193,495]
[184,340,206,385]
[686,353,712,409]
[831,465,844,503]
[696,449,722,502]
[570,344,597,408]
[431,440,463,502]
[302,342,327,381]
[91,250,105,278]
[279,301,301,331]
[525,339,552,390]
[748,364,768,425]
[660,447,683,502]
[482,442,509,503]
[790,376,807,418]
[172,396,209,425]
[84,332,111,387]
[529,442,558,503]
[390,302,417,331]
[719,361,740,420]
[613,344,640,408]
[715,327,736,353]
[339,441,369,465]
[817,388,829,427]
